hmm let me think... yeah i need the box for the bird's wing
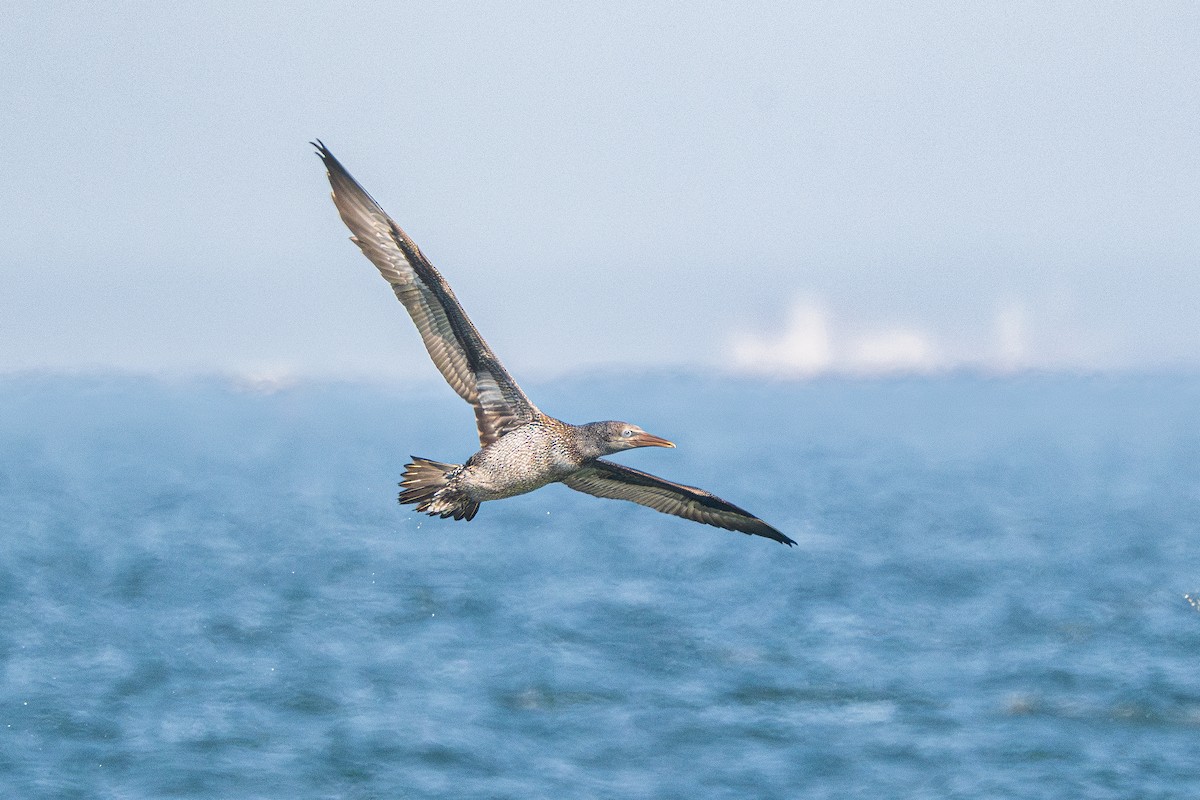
[315,142,540,446]
[562,459,795,545]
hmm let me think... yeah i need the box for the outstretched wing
[315,142,539,446]
[563,459,795,545]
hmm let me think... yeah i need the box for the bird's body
[460,419,581,500]
[316,142,794,546]
[433,419,583,507]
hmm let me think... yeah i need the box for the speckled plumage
[317,143,794,546]
[456,418,581,501]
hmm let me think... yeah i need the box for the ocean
[1,372,1198,798]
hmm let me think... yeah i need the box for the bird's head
[582,421,676,458]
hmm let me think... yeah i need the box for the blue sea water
[1,372,1198,798]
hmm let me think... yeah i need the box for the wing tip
[757,524,797,546]
[312,141,389,214]
[312,139,343,175]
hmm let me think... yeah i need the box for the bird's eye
[621,429,634,438]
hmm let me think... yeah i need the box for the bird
[315,142,794,546]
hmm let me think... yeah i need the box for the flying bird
[315,142,793,546]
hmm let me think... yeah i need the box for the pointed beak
[631,431,675,449]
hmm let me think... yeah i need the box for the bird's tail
[399,456,480,521]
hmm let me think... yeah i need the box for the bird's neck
[568,422,612,462]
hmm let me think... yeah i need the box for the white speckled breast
[456,420,582,501]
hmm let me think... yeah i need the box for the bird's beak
[632,431,675,449]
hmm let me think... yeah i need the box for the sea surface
[1,372,1198,799]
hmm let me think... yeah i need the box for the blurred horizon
[4,362,1197,399]
[3,2,1197,380]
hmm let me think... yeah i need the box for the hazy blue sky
[3,2,1197,380]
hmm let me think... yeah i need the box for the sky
[2,2,1198,381]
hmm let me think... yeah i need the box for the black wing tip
[311,141,384,208]
[312,140,350,176]
[754,524,796,546]
[312,139,341,171]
